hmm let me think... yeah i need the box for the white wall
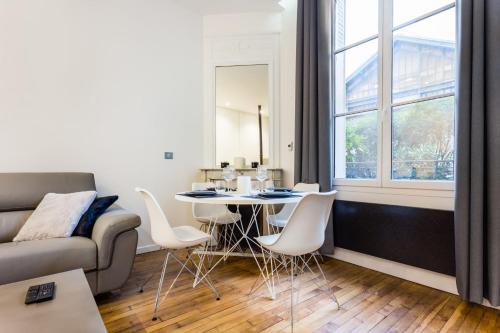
[0,0,204,250]
[216,107,269,165]
[279,0,298,187]
[203,12,281,37]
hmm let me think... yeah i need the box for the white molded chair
[191,182,241,252]
[135,188,220,321]
[267,183,320,229]
[256,191,339,331]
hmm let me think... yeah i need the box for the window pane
[335,0,378,49]
[335,111,378,179]
[392,96,455,180]
[393,0,454,27]
[335,39,378,114]
[392,8,456,104]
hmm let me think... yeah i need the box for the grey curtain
[455,0,500,306]
[294,0,334,253]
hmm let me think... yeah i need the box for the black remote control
[25,282,55,304]
[37,282,55,303]
[25,285,40,304]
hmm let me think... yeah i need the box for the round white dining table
[174,192,304,205]
[174,191,306,298]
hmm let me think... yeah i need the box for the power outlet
[164,152,174,160]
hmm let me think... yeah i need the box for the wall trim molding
[329,247,458,294]
[330,247,500,310]
[203,33,281,168]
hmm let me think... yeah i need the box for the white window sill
[333,184,454,211]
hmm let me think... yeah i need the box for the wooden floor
[97,250,500,333]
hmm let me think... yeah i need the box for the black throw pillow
[72,195,119,238]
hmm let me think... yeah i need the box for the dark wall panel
[333,200,455,276]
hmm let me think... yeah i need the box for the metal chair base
[251,250,340,332]
[150,248,220,321]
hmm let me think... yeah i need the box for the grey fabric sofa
[0,173,141,295]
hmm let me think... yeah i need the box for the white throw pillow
[13,191,97,242]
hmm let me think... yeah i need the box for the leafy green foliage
[392,96,454,180]
[344,112,377,178]
[343,97,454,180]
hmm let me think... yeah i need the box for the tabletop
[175,192,306,205]
[0,269,106,333]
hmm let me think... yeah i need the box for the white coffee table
[0,269,107,333]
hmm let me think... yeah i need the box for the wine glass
[222,166,236,191]
[265,180,275,192]
[214,180,225,194]
[256,166,268,192]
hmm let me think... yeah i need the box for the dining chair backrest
[293,182,320,192]
[192,182,214,191]
[271,191,336,256]
[135,188,178,247]
[270,183,320,220]
[193,202,229,219]
[191,182,228,219]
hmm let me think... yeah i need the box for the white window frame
[333,0,456,191]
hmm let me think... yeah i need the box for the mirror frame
[204,34,280,168]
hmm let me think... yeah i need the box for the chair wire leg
[189,254,219,299]
[270,251,275,299]
[171,251,220,300]
[315,250,325,263]
[290,255,295,332]
[312,254,340,308]
[298,255,339,309]
[139,256,166,293]
[139,268,159,293]
[222,225,228,260]
[152,251,170,321]
[140,244,192,293]
[247,243,269,296]
[274,254,283,297]
[248,249,287,297]
[153,249,221,322]
[190,247,222,299]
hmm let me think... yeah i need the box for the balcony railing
[344,159,454,180]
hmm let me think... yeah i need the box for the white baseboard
[329,248,500,309]
[136,243,161,254]
[329,247,458,295]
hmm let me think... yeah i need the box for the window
[333,0,456,189]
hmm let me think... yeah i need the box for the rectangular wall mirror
[215,64,270,168]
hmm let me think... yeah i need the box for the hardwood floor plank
[96,251,500,333]
[458,304,485,332]
[474,308,498,333]
[439,301,472,332]
[425,296,463,332]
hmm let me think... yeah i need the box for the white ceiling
[176,0,283,15]
[216,65,269,115]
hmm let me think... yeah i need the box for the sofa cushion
[0,237,97,285]
[0,173,96,212]
[0,211,32,243]
[73,196,119,238]
[13,191,97,242]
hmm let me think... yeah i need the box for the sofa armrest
[91,204,141,270]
